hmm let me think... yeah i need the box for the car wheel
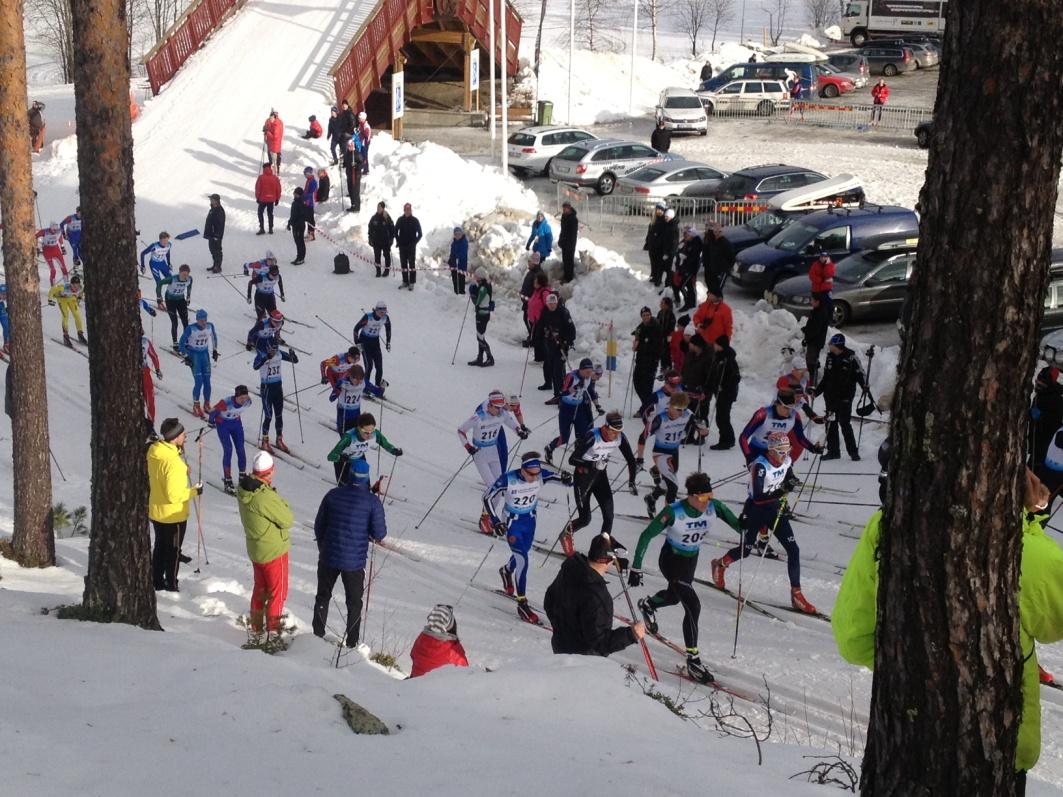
[699,128,708,136]
[541,158,553,177]
[916,128,931,149]
[596,173,616,195]
[757,100,774,116]
[831,301,851,327]
[821,84,839,99]
[883,64,898,77]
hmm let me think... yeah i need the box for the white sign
[392,71,404,120]
[469,48,480,91]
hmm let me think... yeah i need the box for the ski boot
[516,597,539,624]
[543,444,555,465]
[467,353,484,367]
[710,557,730,590]
[644,493,657,519]
[62,333,73,348]
[1040,665,1056,686]
[560,523,575,556]
[637,598,658,635]
[223,477,235,495]
[685,653,715,684]
[649,465,661,488]
[790,587,817,615]
[259,435,273,453]
[482,354,495,367]
[499,565,515,596]
[77,331,88,345]
[273,435,290,454]
[192,401,203,418]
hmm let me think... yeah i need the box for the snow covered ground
[5,1,1063,794]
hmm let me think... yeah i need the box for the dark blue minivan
[729,204,919,293]
[700,61,820,98]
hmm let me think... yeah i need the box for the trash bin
[536,100,553,125]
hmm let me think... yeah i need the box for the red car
[815,64,855,98]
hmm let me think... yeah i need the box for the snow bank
[823,25,844,42]
[795,34,823,48]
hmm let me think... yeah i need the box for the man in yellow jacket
[148,418,202,591]
[47,274,86,347]
[833,465,1063,791]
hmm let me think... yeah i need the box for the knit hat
[791,354,807,370]
[715,334,729,347]
[664,208,675,221]
[252,451,274,475]
[579,357,593,370]
[453,226,463,234]
[829,333,846,347]
[160,418,184,442]
[304,166,313,175]
[348,458,370,484]
[425,604,457,636]
[545,292,558,304]
[587,533,615,563]
[640,306,652,315]
[196,309,208,320]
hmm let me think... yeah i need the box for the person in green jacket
[467,269,495,367]
[326,412,402,485]
[833,462,1063,790]
[627,471,742,684]
[237,451,294,633]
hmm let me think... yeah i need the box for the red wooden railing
[143,0,244,95]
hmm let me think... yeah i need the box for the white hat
[684,324,696,338]
[265,249,275,260]
[374,300,387,311]
[252,451,275,475]
[791,354,807,370]
[664,209,675,221]
[358,111,367,120]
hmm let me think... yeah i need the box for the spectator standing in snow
[410,604,469,677]
[237,451,294,633]
[673,226,701,311]
[254,162,281,236]
[519,252,543,341]
[148,419,202,591]
[543,533,644,656]
[870,79,889,126]
[312,457,387,646]
[814,333,865,461]
[301,115,323,139]
[650,119,671,153]
[632,306,663,412]
[699,61,713,82]
[286,187,307,265]
[448,226,469,295]
[693,286,733,349]
[526,210,553,263]
[558,201,578,283]
[368,202,395,277]
[526,272,551,371]
[339,100,357,143]
[657,296,676,373]
[326,106,343,164]
[802,294,830,385]
[809,248,836,321]
[302,167,318,240]
[204,194,225,274]
[708,334,740,449]
[702,222,734,294]
[263,109,284,169]
[28,100,45,152]
[534,292,576,402]
[357,111,372,173]
[395,203,423,290]
[343,136,363,212]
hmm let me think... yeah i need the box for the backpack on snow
[333,253,350,274]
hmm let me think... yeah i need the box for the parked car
[730,204,919,292]
[822,62,867,90]
[826,52,870,83]
[699,61,819,99]
[698,79,791,115]
[507,126,597,176]
[814,64,856,97]
[548,138,676,195]
[1040,249,1063,336]
[873,38,942,68]
[769,243,917,326]
[914,119,933,148]
[721,173,866,253]
[615,160,728,210]
[689,163,827,202]
[857,45,918,76]
[655,87,708,135]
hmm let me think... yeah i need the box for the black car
[915,120,933,148]
[687,163,827,202]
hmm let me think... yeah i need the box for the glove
[328,390,339,402]
[212,350,219,363]
[594,404,604,417]
[559,470,573,485]
[492,521,507,538]
[320,376,329,384]
[194,483,204,495]
[207,416,217,428]
[280,295,286,303]
[464,443,477,455]
[628,479,638,496]
[813,443,824,455]
[47,299,56,306]
[385,342,391,352]
[516,426,530,440]
[635,457,644,471]
[812,415,826,425]
[182,356,192,367]
[245,342,253,352]
[627,569,643,587]
[139,265,145,275]
[155,370,163,379]
[156,299,165,310]
[525,244,530,251]
[246,296,252,304]
[286,224,291,231]
[289,351,299,364]
[393,448,403,457]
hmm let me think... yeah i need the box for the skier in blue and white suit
[484,451,571,623]
[457,389,529,488]
[353,300,392,385]
[140,232,173,288]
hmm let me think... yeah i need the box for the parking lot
[825,59,940,110]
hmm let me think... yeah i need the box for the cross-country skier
[208,385,253,493]
[467,270,495,367]
[246,308,285,354]
[140,232,173,288]
[630,471,741,683]
[319,346,361,387]
[638,369,682,429]
[712,431,817,613]
[739,387,821,464]
[60,207,82,266]
[178,308,219,418]
[142,334,162,426]
[0,284,9,354]
[329,364,385,434]
[639,392,708,516]
[156,264,193,348]
[562,410,638,555]
[544,358,603,464]
[496,394,525,470]
[247,260,285,320]
[253,342,297,454]
[326,412,402,484]
[353,300,391,385]
[458,389,530,489]
[47,275,86,346]
[484,451,571,624]
[36,221,68,286]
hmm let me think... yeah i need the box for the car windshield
[743,209,788,233]
[767,220,818,251]
[509,133,535,146]
[717,174,757,195]
[628,167,667,182]
[665,96,703,109]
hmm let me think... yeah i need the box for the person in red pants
[141,334,162,425]
[237,451,294,633]
[36,221,68,286]
[409,604,469,677]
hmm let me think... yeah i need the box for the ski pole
[414,455,472,529]
[194,431,210,572]
[732,496,787,658]
[613,552,658,681]
[450,298,472,366]
[48,447,67,482]
[539,467,626,566]
[362,539,376,631]
[518,339,532,397]
[455,539,497,608]
[315,313,352,344]
[290,349,304,444]
[857,346,875,449]
[34,191,43,229]
[805,445,826,511]
[380,451,399,504]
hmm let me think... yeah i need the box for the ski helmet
[488,389,506,407]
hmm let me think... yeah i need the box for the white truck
[841,0,947,47]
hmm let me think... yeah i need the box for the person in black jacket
[1031,366,1063,469]
[708,334,740,449]
[565,411,639,550]
[802,294,830,385]
[533,292,575,400]
[204,194,225,274]
[342,138,362,212]
[543,533,644,656]
[814,333,865,461]
[367,202,395,278]
[643,205,668,286]
[394,203,422,290]
[657,296,676,373]
[558,201,578,283]
[673,226,701,311]
[519,253,543,343]
[286,187,307,265]
[326,106,343,164]
[680,333,714,440]
[702,223,734,294]
[632,306,663,411]
[339,100,357,142]
[650,119,671,153]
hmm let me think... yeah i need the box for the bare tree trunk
[866,1,1063,794]
[649,0,657,61]
[533,0,547,77]
[70,0,160,629]
[0,0,56,567]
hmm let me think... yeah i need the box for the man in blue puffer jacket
[312,458,387,646]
